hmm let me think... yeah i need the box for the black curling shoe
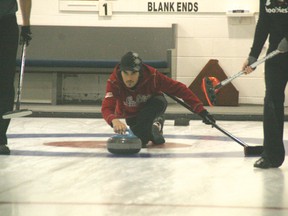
[0,145,10,155]
[151,123,165,145]
[254,157,278,169]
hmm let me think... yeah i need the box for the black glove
[20,26,32,46]
[199,110,216,125]
[278,37,288,53]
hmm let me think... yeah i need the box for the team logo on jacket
[105,92,113,98]
[124,95,151,107]
[265,0,288,13]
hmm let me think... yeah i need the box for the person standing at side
[0,0,32,155]
[242,0,288,168]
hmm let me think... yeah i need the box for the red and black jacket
[101,63,205,125]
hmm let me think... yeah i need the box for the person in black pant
[243,0,288,168]
[0,0,32,155]
[125,95,167,147]
[102,51,215,147]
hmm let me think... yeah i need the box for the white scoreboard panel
[59,0,258,15]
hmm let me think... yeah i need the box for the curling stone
[107,129,142,155]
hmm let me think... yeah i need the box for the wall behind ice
[17,0,287,105]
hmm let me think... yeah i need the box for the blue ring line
[7,133,224,140]
[7,133,266,144]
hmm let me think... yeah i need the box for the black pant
[0,15,19,144]
[126,95,167,144]
[263,50,288,166]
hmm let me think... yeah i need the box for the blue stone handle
[126,128,136,138]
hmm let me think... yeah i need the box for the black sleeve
[249,0,270,59]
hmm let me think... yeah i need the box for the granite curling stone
[107,129,142,154]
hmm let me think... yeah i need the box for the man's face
[121,70,140,88]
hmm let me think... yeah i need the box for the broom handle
[16,43,27,110]
[217,49,281,89]
[165,93,248,147]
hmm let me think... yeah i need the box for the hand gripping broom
[202,41,288,106]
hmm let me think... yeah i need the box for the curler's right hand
[242,56,257,74]
[112,119,127,134]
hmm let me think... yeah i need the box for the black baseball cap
[120,51,142,72]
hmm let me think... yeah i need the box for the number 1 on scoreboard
[99,1,112,16]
